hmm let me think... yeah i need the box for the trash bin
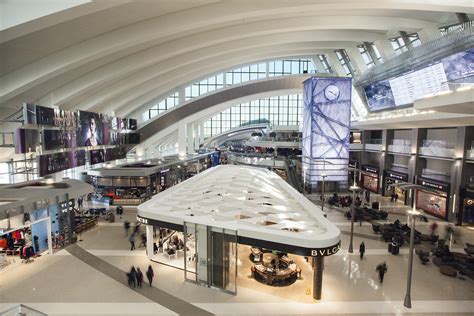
[109,213,115,223]
[372,202,379,210]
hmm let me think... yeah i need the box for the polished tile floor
[0,193,473,315]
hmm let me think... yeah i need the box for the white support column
[199,122,205,146]
[417,25,440,43]
[178,120,187,157]
[186,122,194,154]
[178,85,185,105]
[374,39,396,61]
[146,225,153,260]
[345,46,368,75]
[326,51,346,76]
[46,218,53,255]
[193,123,200,150]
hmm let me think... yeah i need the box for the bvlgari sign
[311,242,341,257]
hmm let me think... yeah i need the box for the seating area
[430,241,474,279]
[344,206,388,222]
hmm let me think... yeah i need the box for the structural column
[178,121,187,157]
[374,39,396,61]
[407,128,426,206]
[344,46,368,75]
[450,126,474,223]
[417,25,440,43]
[146,225,154,260]
[312,55,327,73]
[186,122,194,154]
[313,256,324,300]
[325,51,347,76]
[379,129,393,196]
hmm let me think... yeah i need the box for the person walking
[136,267,143,288]
[359,241,366,259]
[124,221,130,237]
[127,266,137,288]
[376,261,388,284]
[146,265,154,287]
[129,233,136,251]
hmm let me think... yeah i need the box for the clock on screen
[324,84,340,101]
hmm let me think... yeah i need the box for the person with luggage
[136,267,143,288]
[376,261,388,284]
[146,265,154,287]
[359,241,366,259]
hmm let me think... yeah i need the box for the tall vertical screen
[302,77,351,189]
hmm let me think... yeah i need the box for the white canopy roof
[138,165,340,249]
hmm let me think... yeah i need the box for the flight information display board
[364,48,474,111]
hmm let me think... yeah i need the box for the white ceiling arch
[0,0,470,127]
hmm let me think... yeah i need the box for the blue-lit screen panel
[302,77,351,187]
[364,48,474,111]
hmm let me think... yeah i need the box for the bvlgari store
[137,165,340,300]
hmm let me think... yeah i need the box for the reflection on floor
[1,191,473,315]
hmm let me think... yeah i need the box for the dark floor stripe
[66,244,213,316]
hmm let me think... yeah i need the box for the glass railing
[367,139,382,144]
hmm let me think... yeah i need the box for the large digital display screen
[105,147,127,161]
[89,149,105,165]
[77,111,106,147]
[302,77,351,186]
[43,130,77,150]
[15,128,39,154]
[35,105,56,126]
[364,48,474,111]
[416,190,447,220]
[38,150,86,177]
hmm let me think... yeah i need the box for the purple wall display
[15,128,39,154]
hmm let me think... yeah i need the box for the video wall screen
[15,128,39,154]
[105,147,127,161]
[89,149,105,165]
[125,133,140,144]
[39,150,86,177]
[362,174,378,193]
[364,48,474,111]
[128,119,138,130]
[43,130,77,150]
[416,190,447,219]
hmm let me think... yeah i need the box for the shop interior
[149,227,313,300]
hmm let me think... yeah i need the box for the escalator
[285,158,303,193]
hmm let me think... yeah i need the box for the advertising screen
[77,111,104,147]
[364,48,474,111]
[35,105,56,126]
[43,130,77,150]
[89,149,105,165]
[302,77,351,186]
[362,174,378,193]
[53,108,77,129]
[125,133,140,144]
[416,190,447,219]
[38,150,86,177]
[105,147,127,161]
[15,128,39,154]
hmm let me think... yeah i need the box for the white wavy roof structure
[138,165,340,249]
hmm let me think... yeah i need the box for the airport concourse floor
[0,195,473,315]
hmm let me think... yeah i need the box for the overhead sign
[417,177,450,192]
[385,170,408,182]
[361,165,379,175]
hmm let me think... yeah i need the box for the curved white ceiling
[0,0,470,124]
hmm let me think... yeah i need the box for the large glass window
[204,94,303,137]
[335,49,355,76]
[317,54,332,73]
[148,91,179,119]
[142,58,320,121]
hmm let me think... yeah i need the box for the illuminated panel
[302,77,351,188]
